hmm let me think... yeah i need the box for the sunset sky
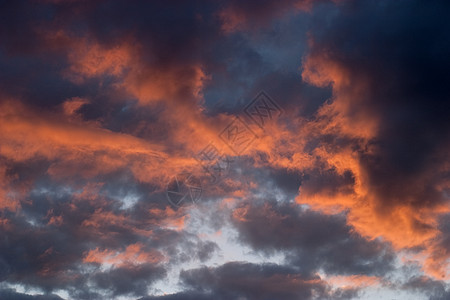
[0,0,449,299]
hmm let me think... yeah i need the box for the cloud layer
[0,0,449,299]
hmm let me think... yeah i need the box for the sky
[0,0,449,299]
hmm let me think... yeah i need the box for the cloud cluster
[0,0,448,299]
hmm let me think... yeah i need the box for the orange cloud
[219,0,313,33]
[423,245,450,280]
[83,243,164,268]
[324,274,381,289]
[0,100,182,188]
[124,63,209,105]
[65,37,209,108]
[61,97,89,118]
[148,206,187,231]
[302,49,378,140]
[66,39,132,83]
[62,38,221,162]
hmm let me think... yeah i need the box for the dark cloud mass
[0,0,449,299]
[142,262,359,300]
[232,201,395,276]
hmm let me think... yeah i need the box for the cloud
[231,200,395,277]
[148,262,359,300]
[298,0,450,279]
[0,289,63,300]
[218,0,316,33]
[0,0,449,298]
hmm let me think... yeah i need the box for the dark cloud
[232,201,395,276]
[403,276,450,300]
[0,289,63,300]
[296,0,450,281]
[218,0,324,32]
[143,262,358,300]
[0,187,188,297]
[91,264,167,297]
[306,0,450,210]
[300,168,355,198]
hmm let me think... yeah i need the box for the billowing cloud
[296,0,450,280]
[0,0,448,299]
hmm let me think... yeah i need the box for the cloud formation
[0,0,448,299]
